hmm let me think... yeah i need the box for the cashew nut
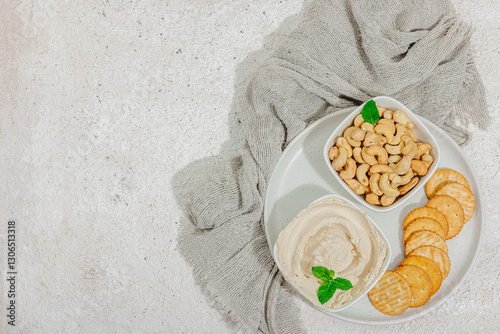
[366,145,388,164]
[393,110,414,129]
[377,106,386,117]
[369,164,394,175]
[378,119,396,135]
[366,193,380,205]
[374,123,394,143]
[399,169,414,185]
[328,146,339,161]
[369,173,384,196]
[379,173,400,197]
[361,146,378,166]
[389,173,403,188]
[380,194,397,206]
[407,128,417,142]
[383,109,393,119]
[363,132,387,146]
[386,142,403,155]
[421,153,433,168]
[343,126,363,147]
[399,176,419,195]
[389,155,412,175]
[345,179,366,195]
[356,163,370,186]
[411,159,428,176]
[361,122,375,133]
[388,154,402,164]
[340,158,357,180]
[331,147,348,170]
[401,135,416,158]
[415,143,432,159]
[389,123,407,145]
[336,137,353,158]
[353,114,364,127]
[352,128,366,142]
[352,147,365,164]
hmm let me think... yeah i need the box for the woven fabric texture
[179,0,489,333]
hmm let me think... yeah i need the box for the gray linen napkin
[179,0,489,332]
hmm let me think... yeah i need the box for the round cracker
[409,245,451,279]
[427,195,464,239]
[368,270,411,315]
[403,207,449,236]
[405,230,448,256]
[401,255,443,295]
[395,265,433,308]
[435,182,475,224]
[425,169,470,198]
[403,217,446,243]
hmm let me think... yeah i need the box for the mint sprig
[361,99,380,124]
[312,266,353,305]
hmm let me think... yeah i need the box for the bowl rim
[273,193,392,313]
[323,96,441,213]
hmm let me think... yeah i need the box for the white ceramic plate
[263,107,484,325]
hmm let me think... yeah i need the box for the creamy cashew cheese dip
[276,197,388,310]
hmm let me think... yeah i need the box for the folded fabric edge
[177,215,257,333]
[454,56,491,130]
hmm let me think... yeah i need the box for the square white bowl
[323,96,441,213]
[273,194,391,312]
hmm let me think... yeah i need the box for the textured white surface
[1,0,499,333]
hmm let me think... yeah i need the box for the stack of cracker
[369,169,475,315]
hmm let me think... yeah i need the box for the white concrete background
[1,0,499,333]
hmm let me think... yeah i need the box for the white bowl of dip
[274,194,391,312]
[323,96,441,212]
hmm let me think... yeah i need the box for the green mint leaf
[332,277,353,291]
[312,266,330,281]
[361,99,380,124]
[314,266,353,304]
[317,280,337,305]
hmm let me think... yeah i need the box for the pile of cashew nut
[328,107,434,206]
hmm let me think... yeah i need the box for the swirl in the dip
[276,197,388,310]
